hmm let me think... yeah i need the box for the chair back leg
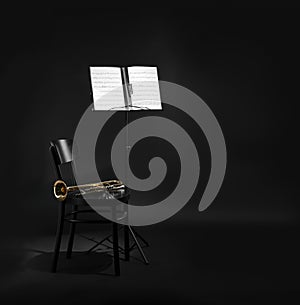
[113,222,120,276]
[124,226,130,261]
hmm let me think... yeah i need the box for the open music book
[90,66,162,111]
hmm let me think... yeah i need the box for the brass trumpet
[53,179,124,202]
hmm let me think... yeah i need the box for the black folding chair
[49,138,148,276]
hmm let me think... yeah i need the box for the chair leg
[124,225,130,261]
[112,222,120,276]
[51,202,65,273]
[66,205,77,259]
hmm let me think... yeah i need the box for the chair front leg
[66,205,77,259]
[51,201,66,273]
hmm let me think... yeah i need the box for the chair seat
[64,208,128,223]
[65,188,130,205]
[63,188,129,224]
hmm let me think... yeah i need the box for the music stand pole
[124,106,149,265]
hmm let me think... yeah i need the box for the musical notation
[90,67,125,110]
[128,67,162,110]
[90,66,162,111]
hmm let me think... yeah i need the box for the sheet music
[127,66,162,110]
[90,67,125,110]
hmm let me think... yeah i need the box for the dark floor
[1,219,299,305]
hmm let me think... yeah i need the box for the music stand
[89,66,162,264]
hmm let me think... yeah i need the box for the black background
[1,6,299,305]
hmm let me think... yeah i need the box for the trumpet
[53,179,125,202]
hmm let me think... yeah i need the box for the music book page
[127,66,162,110]
[90,67,125,110]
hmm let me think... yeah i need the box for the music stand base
[84,225,149,265]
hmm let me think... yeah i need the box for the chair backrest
[49,139,76,186]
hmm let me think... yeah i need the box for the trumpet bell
[53,180,68,201]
